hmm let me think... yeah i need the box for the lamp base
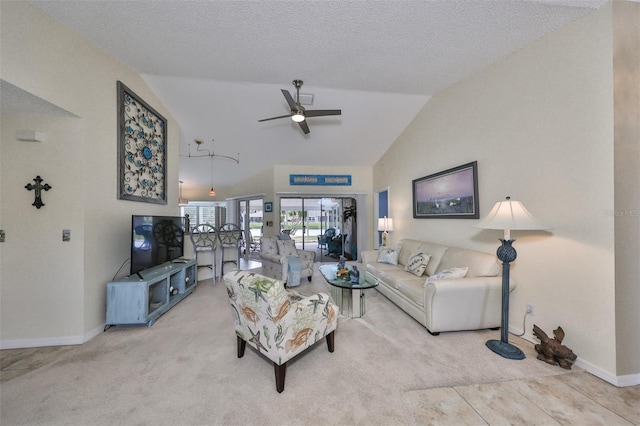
[486,339,525,360]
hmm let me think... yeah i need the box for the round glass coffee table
[319,264,377,318]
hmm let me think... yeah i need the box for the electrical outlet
[526,303,535,315]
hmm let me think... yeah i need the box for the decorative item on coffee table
[336,268,350,280]
[350,266,360,284]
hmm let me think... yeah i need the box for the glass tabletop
[318,264,378,290]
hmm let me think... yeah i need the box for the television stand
[106,259,197,327]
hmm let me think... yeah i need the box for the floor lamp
[377,216,394,248]
[475,197,549,360]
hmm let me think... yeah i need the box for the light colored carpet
[1,266,573,425]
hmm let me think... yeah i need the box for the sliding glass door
[238,197,263,259]
[280,196,357,262]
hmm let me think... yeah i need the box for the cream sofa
[361,239,511,335]
[259,236,315,285]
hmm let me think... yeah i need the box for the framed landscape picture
[117,81,167,204]
[412,161,479,219]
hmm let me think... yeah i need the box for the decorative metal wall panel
[117,81,167,204]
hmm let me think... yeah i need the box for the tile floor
[3,345,639,425]
[403,372,640,425]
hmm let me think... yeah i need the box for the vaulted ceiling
[25,0,606,192]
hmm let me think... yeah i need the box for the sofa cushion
[396,239,422,267]
[426,267,468,284]
[416,241,449,276]
[436,247,500,278]
[396,277,427,307]
[276,239,298,257]
[366,263,405,290]
[377,245,401,265]
[404,251,430,277]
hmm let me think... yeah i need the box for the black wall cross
[25,175,52,209]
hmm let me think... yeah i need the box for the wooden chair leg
[326,331,335,353]
[274,362,287,393]
[237,336,246,358]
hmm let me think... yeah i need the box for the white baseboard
[573,358,640,387]
[0,335,83,350]
[509,325,640,387]
[84,324,105,342]
[0,323,106,350]
[614,373,640,387]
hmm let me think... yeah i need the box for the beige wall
[613,0,640,378]
[0,2,180,346]
[1,114,85,342]
[373,4,626,382]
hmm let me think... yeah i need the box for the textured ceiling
[22,0,606,192]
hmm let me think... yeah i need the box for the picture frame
[264,201,273,213]
[412,161,479,219]
[117,81,167,204]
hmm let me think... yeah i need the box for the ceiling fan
[258,80,341,135]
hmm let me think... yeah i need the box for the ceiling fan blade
[258,114,291,122]
[304,109,342,118]
[298,120,310,134]
[281,89,298,110]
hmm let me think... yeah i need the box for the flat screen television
[131,215,185,276]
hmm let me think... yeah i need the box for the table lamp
[377,216,394,248]
[475,197,550,360]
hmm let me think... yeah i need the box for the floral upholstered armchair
[259,236,315,285]
[224,270,338,392]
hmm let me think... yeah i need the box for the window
[180,203,226,233]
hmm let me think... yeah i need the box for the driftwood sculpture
[533,324,577,370]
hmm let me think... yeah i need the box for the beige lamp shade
[377,217,394,232]
[475,197,549,240]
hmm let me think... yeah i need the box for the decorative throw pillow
[404,251,431,277]
[277,239,298,257]
[377,245,401,265]
[425,267,468,285]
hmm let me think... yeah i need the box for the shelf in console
[106,258,197,327]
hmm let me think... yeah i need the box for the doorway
[237,197,264,261]
[279,197,357,262]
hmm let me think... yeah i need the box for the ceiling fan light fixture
[291,111,305,122]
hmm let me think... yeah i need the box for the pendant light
[209,154,216,196]
[180,139,239,198]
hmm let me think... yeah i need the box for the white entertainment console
[106,259,197,327]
